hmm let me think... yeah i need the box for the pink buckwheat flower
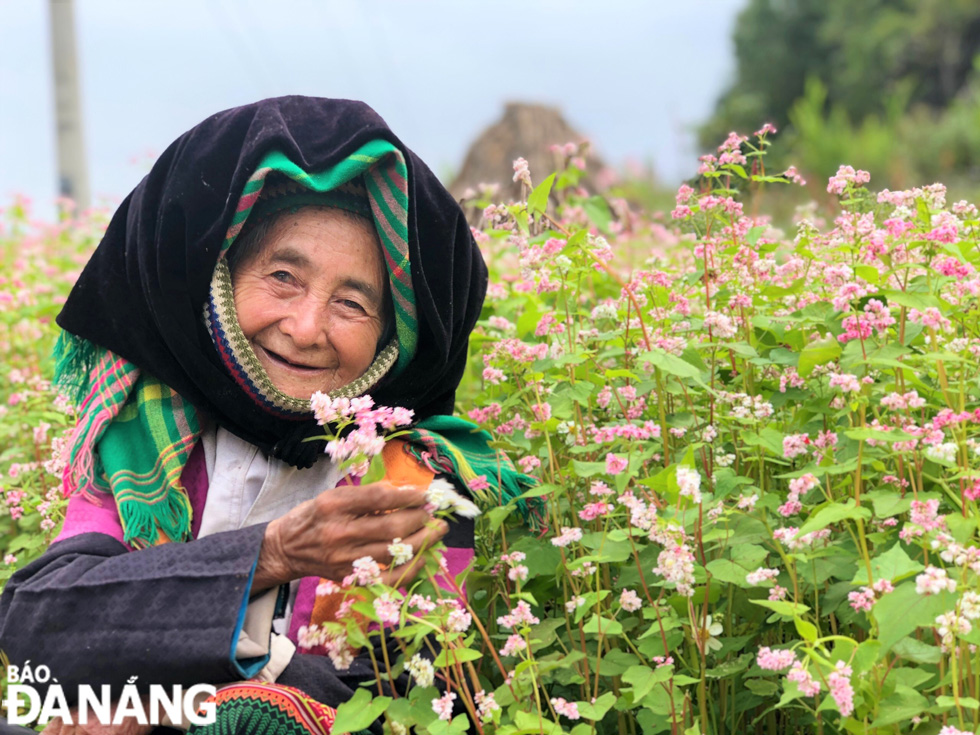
[373,593,402,626]
[578,501,611,521]
[620,589,642,612]
[827,661,854,717]
[497,600,540,629]
[432,692,457,721]
[605,453,629,475]
[787,661,821,697]
[474,690,499,722]
[916,565,956,595]
[344,556,382,587]
[551,526,584,547]
[676,466,702,504]
[746,568,779,586]
[550,697,580,721]
[512,157,531,187]
[499,634,527,657]
[653,543,696,596]
[756,646,796,671]
[782,434,808,459]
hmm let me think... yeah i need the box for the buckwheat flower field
[3,130,980,734]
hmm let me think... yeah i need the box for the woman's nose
[281,299,328,348]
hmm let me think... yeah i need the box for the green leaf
[433,647,483,666]
[528,173,556,215]
[583,196,613,233]
[517,483,559,501]
[705,653,752,678]
[891,636,942,664]
[513,710,562,734]
[748,600,810,619]
[865,489,912,518]
[725,163,748,179]
[485,505,514,533]
[742,428,785,457]
[360,452,386,484]
[936,695,980,710]
[576,691,617,721]
[873,581,957,653]
[622,664,672,701]
[854,264,880,285]
[744,679,780,696]
[794,617,818,643]
[798,335,841,378]
[640,349,703,381]
[767,347,799,366]
[850,543,922,584]
[883,289,941,311]
[869,686,929,727]
[332,689,390,733]
[797,499,870,537]
[745,226,766,246]
[844,427,917,443]
[705,558,756,589]
[582,614,623,636]
[572,459,607,478]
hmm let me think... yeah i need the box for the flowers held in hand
[343,556,383,587]
[425,477,481,518]
[373,592,402,626]
[310,393,414,477]
[387,538,414,567]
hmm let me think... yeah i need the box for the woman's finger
[332,482,430,515]
[349,508,437,545]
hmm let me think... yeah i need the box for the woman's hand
[252,482,447,592]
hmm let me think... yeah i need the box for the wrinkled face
[231,207,387,400]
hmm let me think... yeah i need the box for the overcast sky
[2,0,744,213]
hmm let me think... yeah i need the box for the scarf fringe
[53,330,101,406]
[119,487,194,548]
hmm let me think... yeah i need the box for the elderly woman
[0,97,529,734]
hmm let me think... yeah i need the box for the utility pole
[49,0,90,210]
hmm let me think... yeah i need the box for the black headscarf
[57,96,487,467]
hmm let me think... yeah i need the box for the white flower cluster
[924,442,958,465]
[676,466,702,504]
[915,565,956,596]
[387,538,414,567]
[426,478,481,518]
[407,653,435,688]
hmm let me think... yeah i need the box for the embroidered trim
[205,259,399,417]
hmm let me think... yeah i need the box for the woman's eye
[340,299,365,312]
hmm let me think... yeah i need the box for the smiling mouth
[260,346,325,372]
